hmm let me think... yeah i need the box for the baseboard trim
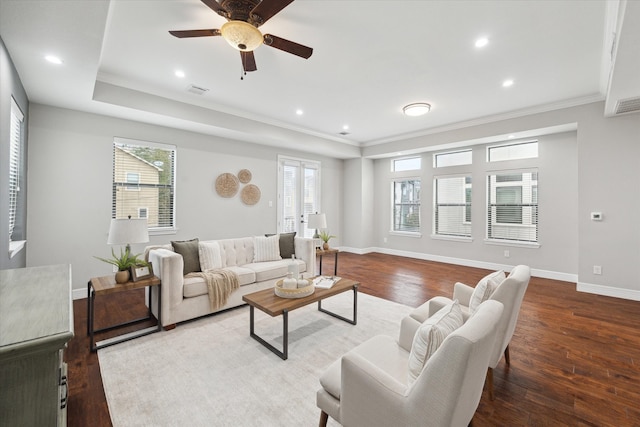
[339,246,577,282]
[577,282,640,301]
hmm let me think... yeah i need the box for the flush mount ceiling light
[403,103,431,117]
[220,20,263,51]
[45,55,63,64]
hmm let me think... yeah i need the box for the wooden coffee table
[242,278,359,360]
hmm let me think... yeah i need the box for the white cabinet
[0,265,74,426]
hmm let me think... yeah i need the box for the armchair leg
[487,367,495,400]
[504,344,510,365]
[319,411,328,427]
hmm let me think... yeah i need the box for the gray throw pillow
[265,232,296,259]
[171,238,201,275]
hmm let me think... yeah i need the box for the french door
[277,156,321,238]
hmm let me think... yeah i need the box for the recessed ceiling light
[502,79,514,88]
[175,70,186,78]
[295,109,304,116]
[45,55,63,65]
[342,125,349,130]
[475,37,489,48]
[508,134,516,139]
[403,103,431,117]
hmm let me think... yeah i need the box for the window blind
[393,179,421,232]
[9,98,24,240]
[434,175,471,237]
[487,171,538,242]
[112,138,176,231]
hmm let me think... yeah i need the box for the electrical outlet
[593,265,602,275]
[504,250,510,258]
[383,237,388,243]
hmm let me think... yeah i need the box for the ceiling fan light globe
[221,20,263,52]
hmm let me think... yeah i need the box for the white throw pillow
[469,270,505,313]
[253,235,282,262]
[199,241,223,271]
[408,300,463,384]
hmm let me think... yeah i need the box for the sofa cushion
[266,232,296,259]
[220,266,256,286]
[171,238,201,275]
[253,235,282,262]
[243,259,306,282]
[320,334,409,400]
[408,300,463,384]
[199,241,222,271]
[469,270,505,313]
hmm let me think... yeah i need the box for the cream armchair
[316,300,504,427]
[406,264,531,400]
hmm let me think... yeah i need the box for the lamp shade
[220,20,263,51]
[307,213,327,230]
[107,218,149,246]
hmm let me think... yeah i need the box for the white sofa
[147,235,315,328]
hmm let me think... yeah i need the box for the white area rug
[99,292,413,426]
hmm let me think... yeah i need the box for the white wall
[360,101,640,300]
[26,104,342,294]
[369,132,578,278]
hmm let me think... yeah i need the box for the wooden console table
[87,274,161,352]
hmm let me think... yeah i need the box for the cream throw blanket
[186,269,240,311]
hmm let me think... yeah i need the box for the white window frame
[487,140,538,162]
[392,156,422,172]
[8,97,24,242]
[113,137,177,235]
[277,155,321,238]
[486,169,539,247]
[432,174,472,242]
[433,149,472,168]
[391,178,421,236]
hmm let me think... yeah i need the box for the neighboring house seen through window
[112,138,176,232]
[433,175,472,238]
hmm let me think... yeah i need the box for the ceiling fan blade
[201,0,229,18]
[250,0,294,26]
[169,29,221,38]
[241,51,257,72]
[263,34,312,59]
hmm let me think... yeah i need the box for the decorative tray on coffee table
[274,279,315,298]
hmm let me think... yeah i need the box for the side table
[87,274,161,352]
[316,248,339,275]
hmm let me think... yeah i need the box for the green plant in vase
[319,230,336,250]
[95,247,148,284]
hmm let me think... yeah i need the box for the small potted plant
[95,247,148,284]
[319,230,336,250]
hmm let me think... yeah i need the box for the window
[113,138,176,232]
[488,141,538,162]
[487,171,538,243]
[434,150,472,168]
[126,172,141,191]
[433,175,472,238]
[393,179,421,232]
[278,156,320,237]
[393,157,421,172]
[8,97,24,240]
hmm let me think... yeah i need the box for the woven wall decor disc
[241,184,261,205]
[215,173,239,198]
[238,169,252,184]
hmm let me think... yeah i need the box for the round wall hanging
[238,169,252,184]
[241,184,261,205]
[215,173,239,198]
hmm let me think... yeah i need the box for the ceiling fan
[169,0,313,74]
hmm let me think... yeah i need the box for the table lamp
[307,213,327,239]
[107,216,149,252]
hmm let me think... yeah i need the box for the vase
[323,242,329,250]
[115,269,130,284]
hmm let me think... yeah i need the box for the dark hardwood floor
[66,252,640,426]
